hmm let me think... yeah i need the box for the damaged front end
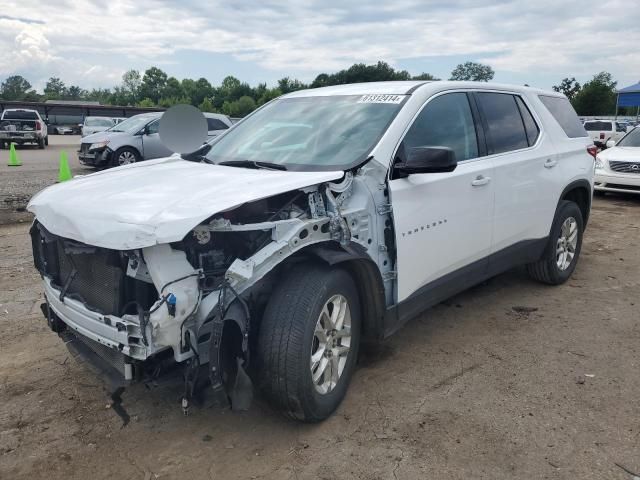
[31,171,389,414]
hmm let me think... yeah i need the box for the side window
[538,96,587,138]
[207,118,229,130]
[515,96,540,146]
[401,92,479,162]
[476,92,528,154]
[146,120,159,134]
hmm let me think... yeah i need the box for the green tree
[572,72,617,116]
[182,77,214,106]
[277,77,307,94]
[139,67,168,103]
[66,85,85,100]
[310,61,410,88]
[122,69,141,103]
[0,75,34,100]
[137,98,155,107]
[85,88,112,104]
[162,77,184,100]
[44,77,67,99]
[257,87,281,106]
[198,97,215,112]
[552,77,581,100]
[158,95,190,108]
[412,72,440,81]
[222,95,256,117]
[450,62,494,82]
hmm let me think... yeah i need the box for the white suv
[28,81,594,421]
[583,119,627,148]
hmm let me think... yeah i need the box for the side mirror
[395,146,457,176]
[606,140,616,149]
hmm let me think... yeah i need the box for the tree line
[0,61,492,117]
[0,60,629,116]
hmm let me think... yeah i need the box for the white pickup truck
[583,120,626,149]
[0,108,48,149]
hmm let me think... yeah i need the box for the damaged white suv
[28,81,594,421]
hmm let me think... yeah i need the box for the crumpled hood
[599,146,640,162]
[28,157,343,249]
[81,130,129,144]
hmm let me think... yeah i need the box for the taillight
[600,132,605,139]
[587,145,598,159]
[35,120,41,130]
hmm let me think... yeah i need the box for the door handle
[544,158,558,169]
[471,175,491,187]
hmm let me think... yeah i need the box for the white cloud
[0,0,638,90]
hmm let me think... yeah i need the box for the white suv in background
[583,119,627,148]
[28,82,594,422]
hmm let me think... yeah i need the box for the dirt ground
[1,185,639,478]
[0,135,91,224]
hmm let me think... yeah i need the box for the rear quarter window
[538,96,588,138]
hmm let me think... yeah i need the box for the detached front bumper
[594,170,640,194]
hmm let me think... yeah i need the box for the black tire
[0,141,4,149]
[38,138,45,149]
[527,200,583,285]
[111,147,139,167]
[257,264,361,422]
[594,190,605,197]
[45,136,49,146]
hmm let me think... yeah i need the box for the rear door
[140,119,173,159]
[389,91,494,302]
[474,91,556,253]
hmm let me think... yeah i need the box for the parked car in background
[112,117,127,125]
[31,81,593,421]
[50,125,74,135]
[79,112,233,168]
[583,120,627,148]
[81,116,115,137]
[595,127,640,194]
[0,108,48,149]
[78,112,168,167]
[205,113,232,137]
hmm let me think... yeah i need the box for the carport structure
[616,82,640,120]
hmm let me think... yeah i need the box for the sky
[0,0,638,93]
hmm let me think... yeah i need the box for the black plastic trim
[383,237,547,337]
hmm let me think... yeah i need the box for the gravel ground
[0,178,639,478]
[0,135,93,224]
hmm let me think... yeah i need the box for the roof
[44,100,101,105]
[618,82,640,93]
[282,80,559,98]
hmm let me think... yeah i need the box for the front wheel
[111,147,139,167]
[527,200,584,285]
[257,264,361,422]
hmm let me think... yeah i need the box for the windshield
[204,95,405,171]
[85,117,113,127]
[617,127,640,147]
[109,114,157,133]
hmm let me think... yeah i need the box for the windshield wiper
[218,160,287,171]
[182,143,213,162]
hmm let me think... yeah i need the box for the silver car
[78,112,232,168]
[80,116,115,137]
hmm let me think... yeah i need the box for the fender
[307,242,387,342]
[558,178,592,228]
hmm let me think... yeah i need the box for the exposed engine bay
[31,170,395,414]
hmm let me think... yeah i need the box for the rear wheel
[44,136,49,146]
[527,200,583,285]
[257,264,361,422]
[38,138,45,149]
[111,147,139,167]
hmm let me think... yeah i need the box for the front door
[141,120,173,159]
[389,92,494,302]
